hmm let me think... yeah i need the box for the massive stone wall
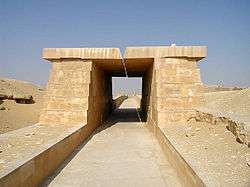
[87,63,113,128]
[39,59,92,124]
[124,45,206,126]
[39,48,121,127]
[141,62,157,126]
[40,46,206,127]
[141,63,154,121]
[154,57,203,124]
[144,57,203,127]
[39,59,112,130]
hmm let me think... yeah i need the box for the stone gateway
[40,45,207,128]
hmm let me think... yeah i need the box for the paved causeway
[43,98,181,187]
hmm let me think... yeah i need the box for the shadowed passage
[42,98,182,187]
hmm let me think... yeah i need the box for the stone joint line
[40,45,207,125]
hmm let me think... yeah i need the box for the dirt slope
[203,84,244,93]
[202,88,250,124]
[0,78,44,134]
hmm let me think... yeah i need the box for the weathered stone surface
[40,45,206,126]
[157,111,196,123]
[156,96,203,111]
[150,56,204,125]
[124,46,207,60]
[43,48,122,60]
[155,58,201,84]
[39,60,93,124]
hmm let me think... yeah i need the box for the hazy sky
[112,77,142,95]
[1,0,250,94]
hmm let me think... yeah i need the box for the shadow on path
[41,104,142,186]
[112,95,128,109]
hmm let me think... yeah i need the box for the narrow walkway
[43,98,181,187]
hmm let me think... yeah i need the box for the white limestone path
[42,98,181,187]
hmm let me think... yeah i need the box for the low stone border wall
[191,110,250,147]
[0,124,95,187]
[112,95,128,110]
[147,117,205,187]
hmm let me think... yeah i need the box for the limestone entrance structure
[40,45,207,129]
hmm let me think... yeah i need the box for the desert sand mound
[202,88,250,145]
[0,79,34,103]
[0,78,45,134]
[203,84,244,93]
[203,88,250,118]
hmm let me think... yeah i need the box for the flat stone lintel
[124,46,207,60]
[43,48,122,60]
[43,45,207,62]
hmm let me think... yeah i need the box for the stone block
[154,57,202,84]
[157,111,196,123]
[156,96,203,111]
[156,83,203,97]
[124,46,207,60]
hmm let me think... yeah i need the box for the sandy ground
[0,78,249,186]
[201,88,250,124]
[198,88,250,147]
[160,88,250,186]
[0,78,44,134]
[0,123,76,172]
[161,121,250,186]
